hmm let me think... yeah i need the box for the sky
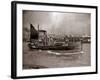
[23,10,91,36]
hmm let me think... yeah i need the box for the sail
[30,24,38,40]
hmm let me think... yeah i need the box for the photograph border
[11,1,98,79]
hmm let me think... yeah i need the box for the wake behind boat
[47,50,84,55]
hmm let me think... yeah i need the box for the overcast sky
[23,10,90,36]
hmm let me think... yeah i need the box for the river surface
[23,42,91,69]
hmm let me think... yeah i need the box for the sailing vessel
[28,24,80,50]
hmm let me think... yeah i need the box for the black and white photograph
[11,1,97,79]
[23,11,91,69]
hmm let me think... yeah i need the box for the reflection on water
[23,42,91,69]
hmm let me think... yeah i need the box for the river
[23,42,91,69]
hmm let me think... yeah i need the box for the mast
[38,24,39,31]
[38,24,39,36]
[30,24,31,42]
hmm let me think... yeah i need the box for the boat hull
[30,45,75,50]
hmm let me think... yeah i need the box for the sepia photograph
[23,11,91,69]
[11,1,97,78]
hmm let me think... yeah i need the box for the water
[23,42,91,69]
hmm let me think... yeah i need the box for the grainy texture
[23,11,91,69]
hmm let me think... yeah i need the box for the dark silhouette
[30,24,38,40]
